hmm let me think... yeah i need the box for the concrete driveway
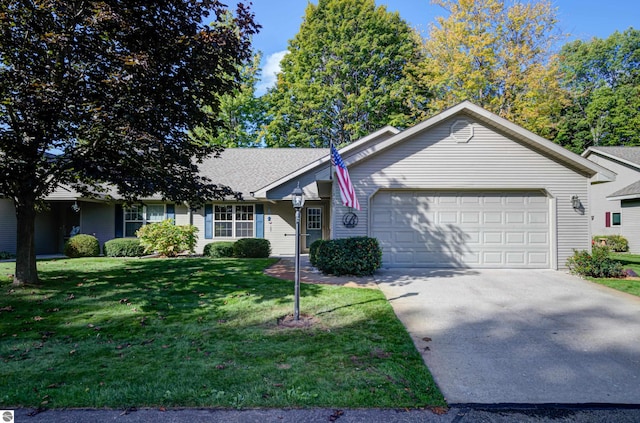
[376,269,640,405]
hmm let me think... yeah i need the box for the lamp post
[291,183,305,321]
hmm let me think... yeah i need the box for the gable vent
[451,119,473,143]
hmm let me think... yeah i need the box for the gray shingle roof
[588,147,640,168]
[198,148,329,198]
[608,179,640,200]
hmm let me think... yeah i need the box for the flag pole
[329,140,333,181]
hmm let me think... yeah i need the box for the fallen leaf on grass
[140,338,155,346]
[0,306,14,312]
[66,294,75,301]
[33,316,43,321]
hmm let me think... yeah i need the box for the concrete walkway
[375,268,640,405]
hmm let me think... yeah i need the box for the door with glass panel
[305,207,322,249]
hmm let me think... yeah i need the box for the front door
[305,207,323,248]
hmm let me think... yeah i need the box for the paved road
[376,268,640,405]
[13,405,640,422]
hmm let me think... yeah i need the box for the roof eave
[582,147,640,171]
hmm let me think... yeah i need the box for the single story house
[1,101,615,269]
[582,146,640,253]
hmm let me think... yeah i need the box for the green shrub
[136,219,198,257]
[592,235,629,252]
[233,238,271,258]
[309,239,325,267]
[0,251,15,260]
[203,241,235,258]
[567,245,625,278]
[64,234,100,258]
[316,237,382,276]
[103,238,146,257]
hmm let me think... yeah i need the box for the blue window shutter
[204,204,213,239]
[166,204,175,223]
[255,204,264,238]
[114,204,123,238]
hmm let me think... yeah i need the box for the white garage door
[372,191,550,268]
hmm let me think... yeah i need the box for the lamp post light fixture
[291,182,305,321]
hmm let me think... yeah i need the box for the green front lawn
[590,253,640,297]
[0,258,444,409]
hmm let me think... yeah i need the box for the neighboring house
[582,146,640,253]
[1,101,614,269]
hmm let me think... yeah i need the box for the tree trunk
[13,198,40,286]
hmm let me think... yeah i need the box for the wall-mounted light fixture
[71,201,80,213]
[571,195,581,209]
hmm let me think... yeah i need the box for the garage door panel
[439,211,458,224]
[372,190,550,269]
[506,212,525,223]
[528,232,548,244]
[529,252,550,266]
[461,211,480,223]
[528,212,548,224]
[483,212,503,224]
[483,252,504,265]
[483,232,503,244]
[506,232,525,244]
[506,251,526,264]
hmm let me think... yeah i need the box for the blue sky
[235,1,639,95]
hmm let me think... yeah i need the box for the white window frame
[214,204,255,238]
[612,212,621,226]
[123,204,166,237]
[306,207,322,230]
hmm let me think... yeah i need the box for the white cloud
[256,50,287,96]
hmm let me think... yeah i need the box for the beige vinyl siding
[175,204,190,226]
[622,200,640,253]
[335,115,590,269]
[80,202,115,249]
[587,154,639,237]
[263,202,296,255]
[0,199,17,254]
[192,201,323,256]
[192,206,206,253]
[192,202,297,256]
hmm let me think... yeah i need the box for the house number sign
[342,212,358,228]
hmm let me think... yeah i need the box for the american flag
[331,144,361,210]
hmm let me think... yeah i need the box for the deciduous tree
[263,0,423,148]
[554,29,640,152]
[413,0,565,138]
[0,0,258,285]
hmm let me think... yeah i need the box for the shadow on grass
[0,257,446,408]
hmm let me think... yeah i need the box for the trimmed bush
[592,235,629,252]
[316,236,382,276]
[233,238,271,258]
[309,239,325,267]
[136,219,198,257]
[567,245,625,278]
[203,241,235,258]
[64,234,100,258]
[103,238,146,257]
